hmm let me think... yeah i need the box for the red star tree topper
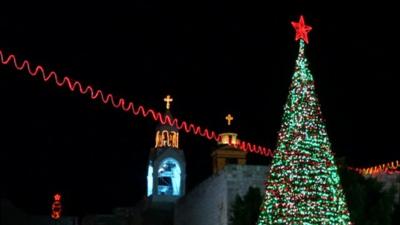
[291,15,312,44]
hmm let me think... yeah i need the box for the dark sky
[1,0,399,216]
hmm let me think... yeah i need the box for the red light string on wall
[0,49,273,157]
[348,160,400,176]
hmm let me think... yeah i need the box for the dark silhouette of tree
[338,160,397,225]
[391,176,400,225]
[229,187,262,225]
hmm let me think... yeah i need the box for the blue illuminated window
[157,158,181,196]
[147,165,153,196]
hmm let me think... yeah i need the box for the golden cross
[225,114,234,126]
[164,95,173,110]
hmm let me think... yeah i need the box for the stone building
[174,164,268,225]
[174,114,270,225]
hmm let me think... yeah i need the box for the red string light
[0,49,396,173]
[347,160,400,176]
[0,49,273,157]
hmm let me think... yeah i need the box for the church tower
[211,114,247,174]
[146,95,186,203]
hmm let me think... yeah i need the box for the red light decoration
[348,160,400,176]
[54,193,61,201]
[0,49,397,174]
[0,49,273,157]
[291,15,312,44]
[51,193,62,220]
[0,49,396,172]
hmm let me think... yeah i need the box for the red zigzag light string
[348,160,400,176]
[0,49,274,157]
[2,49,398,175]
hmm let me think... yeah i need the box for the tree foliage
[338,163,397,225]
[230,186,262,225]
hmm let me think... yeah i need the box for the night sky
[1,0,399,216]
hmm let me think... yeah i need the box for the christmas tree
[257,16,352,225]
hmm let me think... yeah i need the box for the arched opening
[157,158,181,196]
[162,130,169,146]
[147,164,153,196]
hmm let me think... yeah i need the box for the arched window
[169,132,174,147]
[155,131,163,147]
[147,165,153,196]
[162,131,169,146]
[157,158,181,196]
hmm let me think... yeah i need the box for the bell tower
[211,114,247,174]
[147,95,186,203]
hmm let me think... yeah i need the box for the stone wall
[371,173,400,202]
[174,164,269,225]
[224,165,269,205]
[30,216,79,225]
[174,171,227,225]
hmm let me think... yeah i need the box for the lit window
[147,165,153,196]
[157,158,181,196]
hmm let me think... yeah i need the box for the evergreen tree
[338,162,396,225]
[230,194,246,225]
[391,188,400,225]
[230,187,262,225]
[257,16,352,224]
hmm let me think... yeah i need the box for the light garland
[348,160,400,176]
[0,48,273,157]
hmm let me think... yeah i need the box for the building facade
[174,164,269,225]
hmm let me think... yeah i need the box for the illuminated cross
[164,95,173,110]
[225,114,234,126]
